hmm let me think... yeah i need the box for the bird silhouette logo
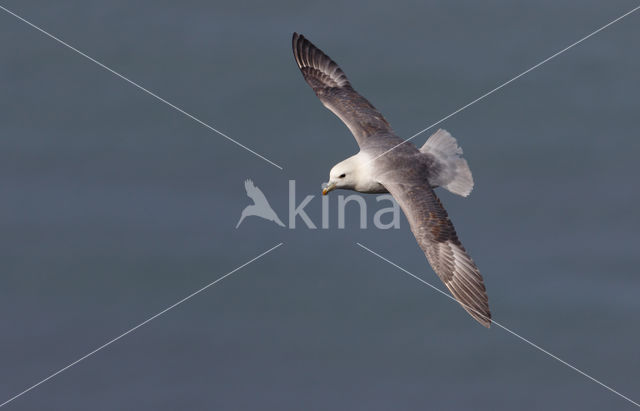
[236,179,285,228]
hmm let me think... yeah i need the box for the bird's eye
[339,173,346,178]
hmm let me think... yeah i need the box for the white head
[322,154,371,195]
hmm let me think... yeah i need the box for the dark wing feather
[292,33,392,147]
[381,174,491,327]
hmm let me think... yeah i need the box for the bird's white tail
[420,129,474,197]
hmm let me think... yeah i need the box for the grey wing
[292,33,392,147]
[381,174,491,327]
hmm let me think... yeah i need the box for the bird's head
[322,157,359,195]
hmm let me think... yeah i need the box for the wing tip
[467,299,491,328]
[464,293,492,328]
[291,32,350,88]
[476,312,492,328]
[461,301,491,328]
[291,32,306,70]
[292,32,300,66]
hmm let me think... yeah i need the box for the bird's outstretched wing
[380,172,491,327]
[292,33,392,147]
[244,179,269,207]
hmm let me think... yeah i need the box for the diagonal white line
[356,242,640,409]
[0,4,283,170]
[0,242,284,408]
[368,4,640,164]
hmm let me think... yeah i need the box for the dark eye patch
[339,173,346,178]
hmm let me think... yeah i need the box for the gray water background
[1,1,639,410]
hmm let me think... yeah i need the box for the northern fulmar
[292,33,491,327]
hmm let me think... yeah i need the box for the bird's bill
[322,181,336,195]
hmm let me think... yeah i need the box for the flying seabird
[292,33,491,327]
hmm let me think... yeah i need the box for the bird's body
[293,33,490,327]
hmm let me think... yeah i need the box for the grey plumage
[421,129,474,197]
[292,33,393,144]
[292,33,491,327]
